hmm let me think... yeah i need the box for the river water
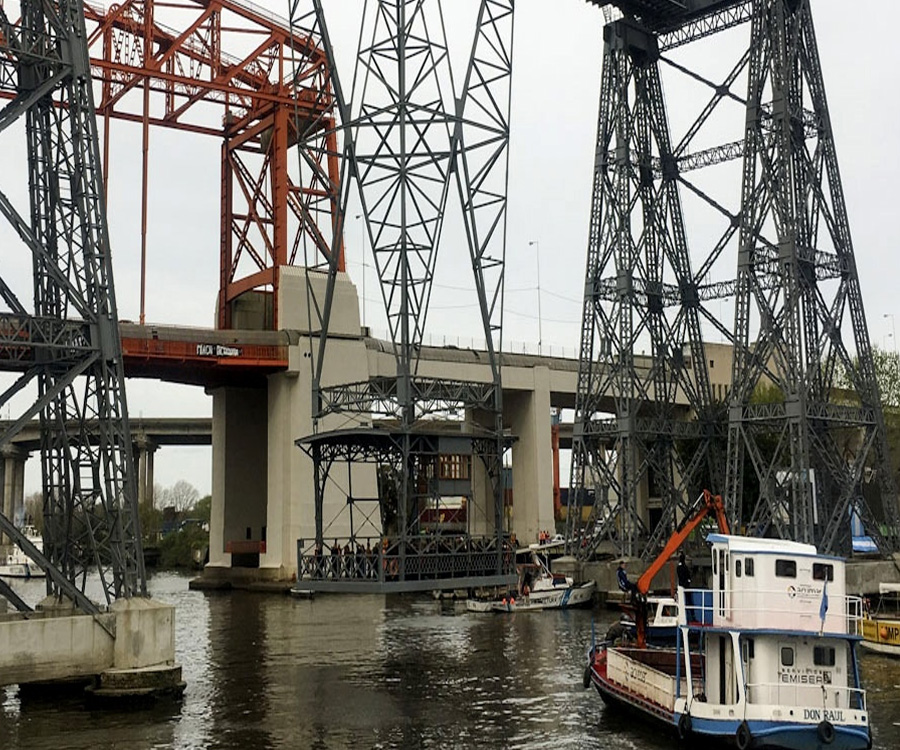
[2,572,899,749]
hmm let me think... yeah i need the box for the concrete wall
[0,599,176,687]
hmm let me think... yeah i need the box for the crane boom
[636,489,729,595]
[631,490,729,648]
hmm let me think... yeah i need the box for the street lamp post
[528,240,543,354]
[356,214,366,329]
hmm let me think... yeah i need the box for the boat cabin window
[813,646,836,667]
[735,560,742,578]
[780,647,794,667]
[813,563,834,581]
[744,557,754,577]
[775,559,797,578]
[661,604,677,617]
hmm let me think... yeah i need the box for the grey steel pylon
[288,1,515,588]
[567,10,721,561]
[725,0,898,554]
[0,0,145,607]
[573,0,899,557]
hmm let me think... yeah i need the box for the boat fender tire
[677,713,692,740]
[817,720,835,745]
[582,666,592,690]
[735,720,752,750]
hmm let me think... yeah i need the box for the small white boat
[585,534,871,750]
[466,548,595,612]
[860,582,900,657]
[618,595,679,645]
[0,525,45,579]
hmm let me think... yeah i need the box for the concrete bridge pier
[133,436,158,511]
[505,365,556,545]
[0,444,29,543]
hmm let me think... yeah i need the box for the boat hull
[860,616,900,657]
[467,582,595,613]
[0,562,44,579]
[587,645,871,750]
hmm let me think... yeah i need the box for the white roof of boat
[879,582,900,595]
[706,533,818,556]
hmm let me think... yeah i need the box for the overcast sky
[4,1,899,497]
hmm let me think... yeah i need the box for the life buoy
[677,713,692,740]
[583,665,592,689]
[817,720,835,745]
[735,720,752,750]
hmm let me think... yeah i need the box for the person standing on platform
[677,552,695,622]
[617,560,637,600]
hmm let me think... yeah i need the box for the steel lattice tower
[0,0,145,610]
[568,4,724,561]
[725,0,898,554]
[571,0,898,558]
[288,1,515,589]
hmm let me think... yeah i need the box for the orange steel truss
[79,0,342,330]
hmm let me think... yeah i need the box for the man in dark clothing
[677,552,696,622]
[676,552,692,589]
[617,560,637,598]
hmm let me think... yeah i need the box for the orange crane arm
[635,489,729,596]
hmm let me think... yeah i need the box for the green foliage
[148,481,209,569]
[193,495,211,523]
[140,502,162,545]
[158,523,208,569]
[749,381,783,404]
[836,345,900,407]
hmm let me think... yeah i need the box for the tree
[193,495,211,523]
[156,480,200,513]
[836,345,900,407]
[23,491,42,530]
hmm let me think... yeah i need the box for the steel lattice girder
[0,0,145,606]
[288,1,514,578]
[567,13,721,561]
[73,0,340,331]
[724,0,898,553]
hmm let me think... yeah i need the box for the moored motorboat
[0,525,45,580]
[618,595,679,645]
[585,534,871,750]
[860,582,900,657]
[466,548,595,612]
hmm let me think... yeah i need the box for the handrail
[678,587,864,636]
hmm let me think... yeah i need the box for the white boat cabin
[672,535,867,739]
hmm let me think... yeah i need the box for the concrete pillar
[505,366,555,545]
[465,408,498,537]
[133,437,158,511]
[0,445,29,542]
[208,386,269,570]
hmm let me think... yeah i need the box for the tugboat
[584,496,870,749]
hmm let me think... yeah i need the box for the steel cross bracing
[567,13,722,562]
[571,0,898,559]
[75,0,341,331]
[287,1,514,587]
[0,0,145,607]
[724,0,898,555]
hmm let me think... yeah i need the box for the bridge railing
[296,535,516,584]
